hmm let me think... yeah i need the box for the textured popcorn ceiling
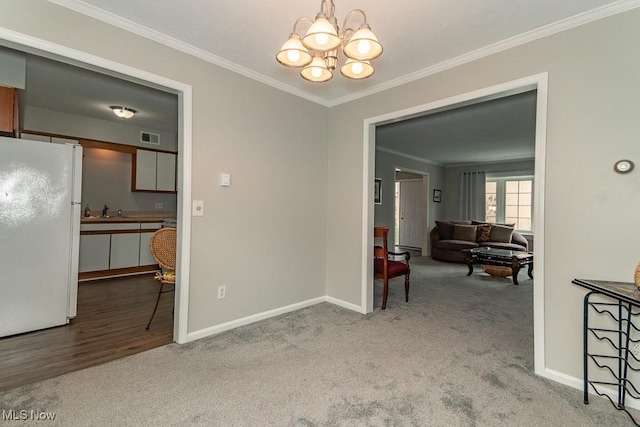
[54,0,629,105]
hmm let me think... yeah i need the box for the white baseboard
[186,296,326,342]
[324,296,362,313]
[543,367,640,411]
[186,295,363,342]
[542,367,584,390]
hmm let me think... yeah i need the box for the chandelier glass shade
[340,59,374,79]
[342,25,383,61]
[301,55,333,82]
[276,0,382,83]
[302,16,341,51]
[276,34,314,67]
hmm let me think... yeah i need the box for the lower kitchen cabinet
[109,233,141,269]
[139,232,156,266]
[78,221,164,280]
[79,234,111,273]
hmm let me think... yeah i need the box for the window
[485,177,533,232]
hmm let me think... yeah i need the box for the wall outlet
[631,342,640,359]
[217,285,226,299]
[155,202,163,209]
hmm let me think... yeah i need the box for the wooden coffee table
[462,247,533,285]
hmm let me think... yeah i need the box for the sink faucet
[102,205,109,217]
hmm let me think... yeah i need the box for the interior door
[398,180,423,248]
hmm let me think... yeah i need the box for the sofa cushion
[434,239,479,251]
[472,220,516,228]
[476,224,492,242]
[489,224,514,243]
[435,221,454,240]
[453,225,477,242]
[435,220,471,239]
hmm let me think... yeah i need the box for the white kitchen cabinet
[79,221,164,278]
[109,233,141,269]
[78,234,111,273]
[139,232,157,266]
[156,152,177,192]
[135,149,157,191]
[20,133,78,144]
[20,132,51,142]
[134,149,176,192]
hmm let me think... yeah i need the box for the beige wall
[82,147,177,214]
[4,0,640,387]
[327,8,640,382]
[0,0,328,333]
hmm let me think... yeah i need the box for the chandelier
[276,0,383,83]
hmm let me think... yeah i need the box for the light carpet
[1,256,637,426]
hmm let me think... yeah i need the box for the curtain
[459,171,486,221]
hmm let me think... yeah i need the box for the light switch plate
[192,200,204,216]
[220,173,231,187]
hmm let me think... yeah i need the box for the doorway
[0,37,190,344]
[395,169,429,251]
[362,73,548,375]
[0,27,192,379]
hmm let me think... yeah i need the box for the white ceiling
[9,0,636,164]
[51,0,631,106]
[19,53,178,132]
[376,91,537,165]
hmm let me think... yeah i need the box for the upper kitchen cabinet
[0,86,18,137]
[20,132,79,144]
[133,148,176,192]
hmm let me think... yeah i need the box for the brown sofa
[430,220,529,263]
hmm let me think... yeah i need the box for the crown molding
[376,145,535,168]
[445,157,536,169]
[326,0,640,107]
[375,146,443,167]
[46,0,333,107]
[49,0,640,108]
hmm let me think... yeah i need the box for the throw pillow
[472,220,515,228]
[435,221,454,240]
[453,224,478,242]
[489,224,514,243]
[476,224,492,242]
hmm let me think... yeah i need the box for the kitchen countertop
[81,213,175,224]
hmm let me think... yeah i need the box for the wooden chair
[146,227,176,330]
[374,226,411,310]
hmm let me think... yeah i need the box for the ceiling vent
[140,131,160,145]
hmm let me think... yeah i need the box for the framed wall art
[433,189,442,203]
[374,178,382,204]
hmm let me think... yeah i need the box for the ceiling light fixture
[110,106,136,119]
[276,0,383,83]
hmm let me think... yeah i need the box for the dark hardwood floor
[0,274,173,391]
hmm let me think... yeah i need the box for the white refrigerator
[0,135,82,337]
